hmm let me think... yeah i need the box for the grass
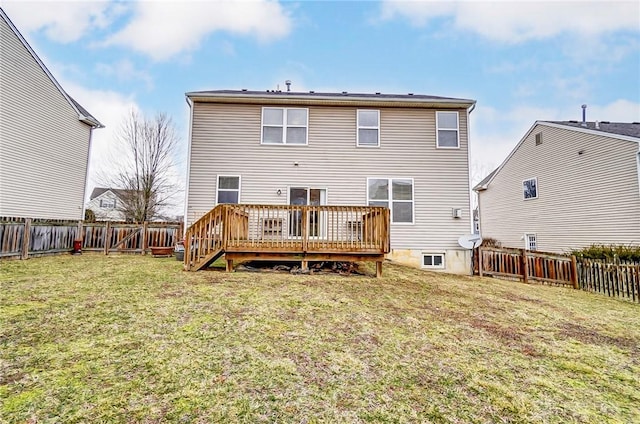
[1,255,639,423]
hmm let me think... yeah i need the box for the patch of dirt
[558,322,639,352]
[469,318,524,343]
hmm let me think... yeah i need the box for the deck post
[301,260,308,270]
[376,261,383,278]
[226,258,233,272]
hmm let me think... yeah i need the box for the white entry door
[288,187,327,237]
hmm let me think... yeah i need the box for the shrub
[570,244,640,262]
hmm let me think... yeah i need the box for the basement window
[422,253,445,269]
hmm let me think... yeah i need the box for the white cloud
[381,1,640,43]
[95,59,154,90]
[0,0,123,43]
[103,0,292,61]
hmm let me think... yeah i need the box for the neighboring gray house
[184,89,476,273]
[474,120,640,253]
[86,188,128,221]
[0,8,102,220]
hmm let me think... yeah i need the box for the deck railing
[184,204,390,272]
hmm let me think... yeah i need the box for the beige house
[0,8,102,220]
[86,188,128,221]
[474,121,640,253]
[184,89,476,273]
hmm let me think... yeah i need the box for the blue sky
[2,0,639,198]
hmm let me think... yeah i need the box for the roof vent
[241,88,247,92]
[595,120,600,129]
[632,122,640,125]
[375,92,381,95]
[285,80,291,92]
[581,104,587,127]
[601,121,610,124]
[342,91,348,95]
[408,93,414,95]
[569,120,578,123]
[309,90,315,93]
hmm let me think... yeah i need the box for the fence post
[141,221,149,255]
[521,249,529,284]
[21,218,32,260]
[104,221,111,255]
[570,255,579,289]
[478,247,484,277]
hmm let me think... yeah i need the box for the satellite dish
[458,234,482,249]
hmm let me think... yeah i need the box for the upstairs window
[100,199,116,209]
[436,111,459,148]
[217,175,240,204]
[261,108,308,145]
[367,177,414,224]
[357,110,380,147]
[523,177,538,200]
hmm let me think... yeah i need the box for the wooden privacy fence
[476,246,578,288]
[0,217,182,259]
[475,246,640,303]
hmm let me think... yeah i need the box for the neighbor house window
[217,175,240,204]
[525,234,537,251]
[100,199,116,209]
[367,177,414,224]
[357,110,380,147]
[523,178,538,200]
[436,111,459,148]
[261,107,308,145]
[422,253,445,269]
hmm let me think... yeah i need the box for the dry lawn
[1,255,639,423]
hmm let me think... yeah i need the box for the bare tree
[113,111,180,222]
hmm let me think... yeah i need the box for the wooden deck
[184,204,390,277]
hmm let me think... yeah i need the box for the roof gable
[0,7,103,128]
[473,120,640,192]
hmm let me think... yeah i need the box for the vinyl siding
[187,102,472,250]
[0,15,90,220]
[478,124,640,252]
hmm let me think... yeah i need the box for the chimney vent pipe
[581,104,587,127]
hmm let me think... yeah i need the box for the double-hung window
[261,107,308,145]
[525,234,537,251]
[436,111,459,148]
[217,175,240,204]
[367,178,414,224]
[357,110,380,147]
[523,177,538,200]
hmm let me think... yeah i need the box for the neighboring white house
[184,89,476,273]
[474,120,640,253]
[0,8,102,221]
[86,188,128,221]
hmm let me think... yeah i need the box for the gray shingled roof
[472,168,498,191]
[546,121,640,139]
[90,187,133,200]
[187,89,475,105]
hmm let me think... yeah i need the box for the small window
[367,177,414,224]
[217,175,240,204]
[357,110,380,147]
[535,132,543,146]
[523,178,538,200]
[436,111,459,148]
[525,234,537,251]
[422,253,445,269]
[100,199,116,209]
[261,108,308,145]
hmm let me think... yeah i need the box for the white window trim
[216,175,241,205]
[357,109,380,147]
[523,177,538,200]
[422,252,446,269]
[525,233,537,251]
[260,107,309,145]
[366,177,415,225]
[436,111,460,149]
